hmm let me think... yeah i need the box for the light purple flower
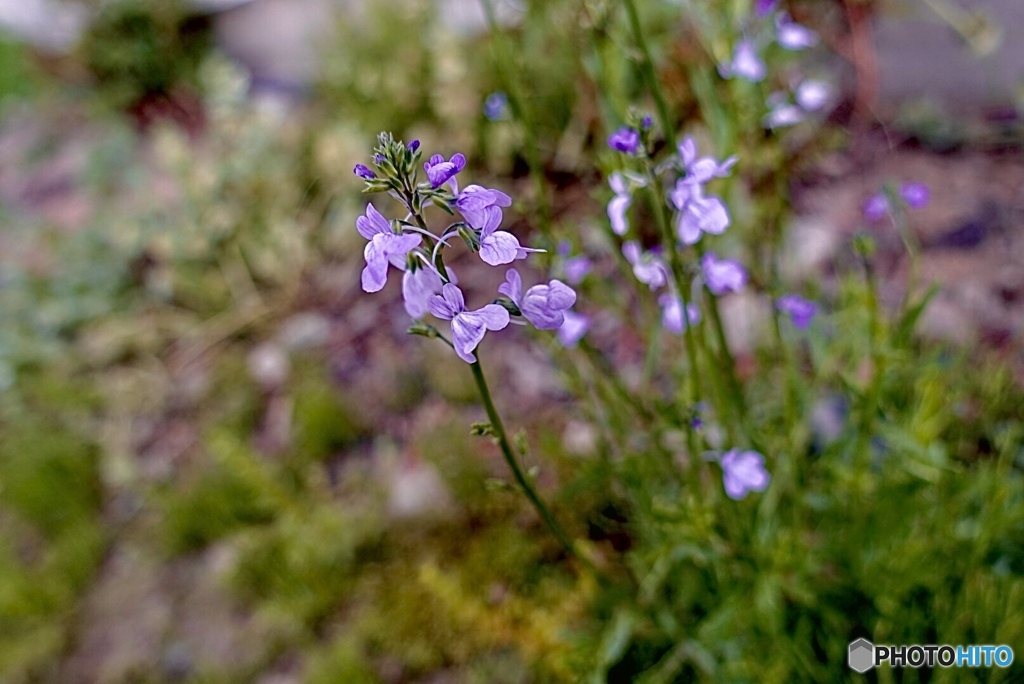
[719,38,766,82]
[557,310,590,348]
[455,184,512,229]
[721,449,770,500]
[607,173,633,236]
[608,127,640,154]
[424,153,466,189]
[776,294,817,329]
[765,102,805,128]
[356,203,421,292]
[795,79,832,111]
[863,193,890,222]
[477,206,522,266]
[564,256,592,284]
[755,0,777,17]
[775,13,818,50]
[678,137,738,184]
[499,269,577,330]
[353,164,375,180]
[622,241,668,289]
[484,91,508,121]
[658,294,701,333]
[671,181,731,245]
[641,115,653,129]
[702,252,747,295]
[427,283,510,363]
[402,265,444,318]
[899,182,930,209]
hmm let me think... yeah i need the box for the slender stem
[469,356,598,574]
[623,0,676,148]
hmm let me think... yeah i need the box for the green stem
[469,356,598,574]
[623,0,676,148]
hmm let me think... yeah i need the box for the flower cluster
[353,133,581,363]
[863,182,931,222]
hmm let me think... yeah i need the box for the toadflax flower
[678,137,738,184]
[719,38,766,82]
[427,283,509,363]
[622,241,668,289]
[557,310,590,348]
[671,180,731,245]
[608,126,640,154]
[776,293,817,329]
[476,204,524,266]
[899,182,930,209]
[353,163,375,180]
[720,449,770,500]
[424,152,467,189]
[658,294,701,333]
[456,184,512,229]
[499,268,577,330]
[607,172,634,236]
[484,91,508,121]
[775,13,818,50]
[702,252,748,295]
[357,203,421,292]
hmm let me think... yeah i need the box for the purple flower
[608,173,633,236]
[608,127,640,154]
[353,164,375,180]
[407,139,420,152]
[671,180,731,245]
[499,268,577,330]
[721,449,770,500]
[484,91,508,121]
[776,13,818,50]
[641,115,653,129]
[563,255,592,285]
[557,310,590,348]
[477,205,523,266]
[702,252,747,295]
[755,0,777,17]
[424,153,467,189]
[427,283,510,363]
[776,294,817,329]
[658,294,701,333]
[899,182,930,209]
[356,203,421,292]
[455,184,512,229]
[402,265,444,318]
[795,80,832,111]
[765,102,805,128]
[719,38,766,82]
[863,193,890,222]
[622,241,668,289]
[678,137,738,184]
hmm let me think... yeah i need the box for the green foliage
[78,0,211,111]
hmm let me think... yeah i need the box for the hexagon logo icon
[848,638,874,673]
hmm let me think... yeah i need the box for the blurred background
[0,0,1022,682]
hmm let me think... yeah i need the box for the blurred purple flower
[622,241,668,289]
[402,265,444,318]
[795,79,832,111]
[499,269,577,330]
[557,310,590,348]
[702,252,747,295]
[755,0,777,17]
[671,180,731,245]
[899,182,930,209]
[719,38,766,82]
[484,91,508,121]
[608,173,633,236]
[678,137,738,184]
[863,193,890,222]
[721,449,770,500]
[775,13,818,50]
[356,203,421,292]
[564,256,592,285]
[641,114,653,129]
[608,126,640,154]
[424,153,466,189]
[776,294,817,329]
[658,294,701,333]
[427,283,509,363]
[353,164,375,180]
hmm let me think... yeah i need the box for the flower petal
[480,231,521,266]
[356,203,390,240]
[498,268,522,304]
[451,313,487,363]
